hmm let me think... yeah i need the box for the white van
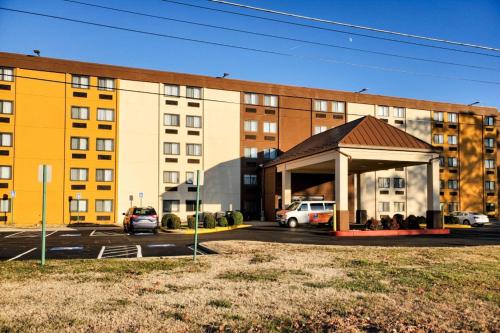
[276,201,335,228]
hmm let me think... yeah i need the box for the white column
[427,158,440,211]
[356,173,362,211]
[281,170,292,208]
[335,154,348,211]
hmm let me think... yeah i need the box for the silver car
[450,211,490,227]
[123,206,159,234]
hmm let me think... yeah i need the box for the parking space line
[90,230,96,237]
[136,245,142,258]
[187,245,206,255]
[4,230,57,238]
[97,246,105,259]
[4,231,25,238]
[46,231,57,237]
[97,245,140,259]
[7,248,37,261]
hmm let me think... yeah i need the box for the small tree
[232,211,244,226]
[162,213,181,229]
[203,213,216,229]
[187,215,196,229]
[217,216,228,227]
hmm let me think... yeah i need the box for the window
[448,135,457,145]
[244,93,259,105]
[164,114,180,126]
[186,200,201,212]
[448,179,458,190]
[97,108,114,122]
[313,100,328,112]
[393,107,405,118]
[0,166,11,179]
[186,115,202,128]
[393,178,405,188]
[70,168,88,181]
[377,106,389,117]
[186,86,202,99]
[186,171,194,184]
[485,159,495,169]
[485,138,495,148]
[95,199,113,212]
[186,143,202,156]
[448,202,459,213]
[244,147,258,158]
[163,200,180,212]
[70,199,87,212]
[96,139,114,152]
[378,177,390,188]
[0,133,12,147]
[314,126,327,135]
[485,116,495,126]
[448,113,458,123]
[164,142,180,155]
[164,84,180,97]
[244,120,258,132]
[244,174,257,185]
[264,148,277,159]
[434,112,444,122]
[163,171,180,184]
[486,203,496,212]
[310,203,325,211]
[70,137,88,150]
[378,202,390,212]
[0,67,13,81]
[440,180,445,189]
[394,202,405,212]
[97,78,114,91]
[96,169,113,182]
[264,95,278,107]
[439,156,445,167]
[263,122,277,133]
[486,181,495,191]
[71,75,89,89]
[448,157,458,168]
[333,101,345,113]
[433,134,444,144]
[0,101,13,114]
[71,106,89,120]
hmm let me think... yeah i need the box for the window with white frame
[71,106,89,120]
[0,166,11,179]
[70,137,88,150]
[0,133,12,147]
[164,142,180,155]
[440,180,445,189]
[439,156,445,167]
[448,157,458,168]
[186,171,194,184]
[244,93,259,105]
[95,199,113,212]
[244,147,258,158]
[393,107,405,118]
[485,116,495,126]
[485,138,495,148]
[186,115,202,128]
[163,171,180,183]
[244,174,257,185]
[244,120,258,132]
[313,100,328,112]
[96,169,113,182]
[0,67,13,81]
[448,202,459,213]
[333,101,345,113]
[263,122,277,133]
[448,135,457,145]
[97,108,114,121]
[377,106,389,117]
[485,159,495,169]
[264,95,278,107]
[164,113,180,126]
[96,139,114,152]
[448,112,458,123]
[434,111,444,122]
[186,86,202,99]
[394,202,405,212]
[186,143,202,156]
[448,179,458,190]
[433,134,444,144]
[164,84,180,97]
[378,177,390,188]
[97,78,114,91]
[70,199,87,212]
[486,203,496,212]
[0,101,13,114]
[485,180,495,191]
[70,168,88,181]
[264,148,277,159]
[163,200,180,212]
[314,126,327,135]
[377,202,390,212]
[71,75,89,89]
[393,178,405,188]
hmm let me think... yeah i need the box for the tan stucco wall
[347,102,375,122]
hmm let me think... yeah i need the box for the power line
[2,6,500,87]
[161,0,500,59]
[62,0,500,73]
[210,0,500,53]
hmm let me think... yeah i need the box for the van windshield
[286,202,300,211]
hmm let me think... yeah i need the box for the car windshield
[471,212,482,215]
[286,202,300,211]
[133,208,156,215]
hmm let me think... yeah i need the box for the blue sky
[0,0,499,109]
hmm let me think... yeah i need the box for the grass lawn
[0,242,499,332]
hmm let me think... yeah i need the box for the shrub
[162,213,181,229]
[393,214,404,229]
[217,216,228,227]
[416,216,426,227]
[225,211,234,225]
[232,211,244,226]
[380,216,391,230]
[187,215,197,229]
[203,213,216,229]
[365,217,381,230]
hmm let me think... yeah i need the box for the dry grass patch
[0,241,499,332]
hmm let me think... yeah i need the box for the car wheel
[153,227,159,234]
[288,218,298,228]
[463,219,470,226]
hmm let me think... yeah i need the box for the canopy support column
[281,170,292,209]
[335,154,350,231]
[426,158,442,228]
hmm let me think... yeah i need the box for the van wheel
[288,218,298,228]
[327,218,333,227]
[463,220,470,226]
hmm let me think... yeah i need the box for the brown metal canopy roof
[266,116,440,167]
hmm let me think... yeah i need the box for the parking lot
[1,220,499,261]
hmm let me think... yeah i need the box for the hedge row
[161,211,244,229]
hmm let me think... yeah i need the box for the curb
[161,224,251,234]
[330,229,451,237]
